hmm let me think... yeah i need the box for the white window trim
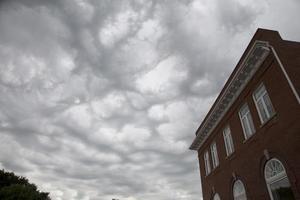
[213,193,221,200]
[253,83,275,124]
[210,142,219,169]
[238,103,255,140]
[233,179,247,200]
[223,125,234,156]
[204,151,211,175]
[264,158,290,200]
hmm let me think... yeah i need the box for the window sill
[243,133,257,144]
[259,113,277,128]
[211,165,220,174]
[205,172,212,178]
[205,165,220,178]
[225,152,236,160]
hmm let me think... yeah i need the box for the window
[204,151,211,175]
[239,103,255,139]
[210,142,219,169]
[264,158,295,200]
[253,84,275,124]
[233,180,247,200]
[223,126,234,156]
[213,193,221,200]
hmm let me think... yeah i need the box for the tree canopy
[0,169,50,200]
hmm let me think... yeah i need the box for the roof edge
[190,40,271,150]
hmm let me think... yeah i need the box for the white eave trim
[269,46,300,104]
[190,40,270,151]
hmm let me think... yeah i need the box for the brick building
[190,29,300,200]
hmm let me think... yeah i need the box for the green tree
[0,169,50,200]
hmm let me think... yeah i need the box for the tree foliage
[0,169,50,200]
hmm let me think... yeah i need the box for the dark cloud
[0,0,299,199]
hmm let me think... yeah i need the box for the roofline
[192,29,281,137]
[190,28,300,151]
[190,40,271,150]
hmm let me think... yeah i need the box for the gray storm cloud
[0,0,300,199]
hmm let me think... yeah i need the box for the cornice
[190,40,270,151]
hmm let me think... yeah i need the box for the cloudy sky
[0,0,300,199]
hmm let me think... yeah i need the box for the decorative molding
[190,40,270,150]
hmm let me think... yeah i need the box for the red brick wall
[196,33,300,200]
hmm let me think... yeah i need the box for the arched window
[264,158,295,200]
[213,193,220,200]
[233,180,247,200]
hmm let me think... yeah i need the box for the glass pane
[246,112,255,135]
[255,85,266,100]
[270,177,295,200]
[233,180,247,200]
[204,151,211,174]
[214,146,219,166]
[224,133,230,155]
[240,104,249,116]
[211,143,219,168]
[257,100,268,122]
[242,117,250,138]
[213,194,221,200]
[224,127,233,155]
[263,93,275,117]
[240,104,255,139]
[224,126,230,135]
[229,133,234,153]
[234,194,247,200]
[210,147,215,168]
[265,159,285,180]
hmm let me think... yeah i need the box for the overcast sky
[0,0,300,200]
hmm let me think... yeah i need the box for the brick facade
[190,29,300,200]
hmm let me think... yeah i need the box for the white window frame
[238,103,256,140]
[210,142,219,169]
[253,83,275,124]
[264,158,294,200]
[223,125,234,156]
[213,193,221,200]
[233,180,247,200]
[204,150,211,175]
